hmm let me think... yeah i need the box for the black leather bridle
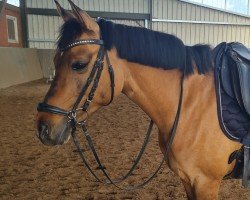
[37,39,114,121]
[37,35,185,190]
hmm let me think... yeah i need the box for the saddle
[213,42,250,187]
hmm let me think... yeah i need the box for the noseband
[37,35,185,190]
[37,39,115,123]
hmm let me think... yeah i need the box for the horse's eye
[71,62,87,71]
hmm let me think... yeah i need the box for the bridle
[37,39,114,122]
[37,33,186,190]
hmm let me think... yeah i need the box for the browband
[60,39,104,52]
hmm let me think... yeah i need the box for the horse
[36,0,242,199]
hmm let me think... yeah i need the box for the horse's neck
[121,61,215,135]
[121,62,183,133]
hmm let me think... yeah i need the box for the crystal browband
[60,39,104,51]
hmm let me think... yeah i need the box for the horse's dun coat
[36,1,241,199]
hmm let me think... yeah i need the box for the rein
[37,37,185,190]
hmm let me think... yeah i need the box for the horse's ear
[54,0,74,22]
[67,0,98,31]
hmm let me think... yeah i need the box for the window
[6,15,18,43]
[182,0,250,16]
[226,0,249,15]
[7,0,20,7]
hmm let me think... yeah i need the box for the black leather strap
[82,58,105,111]
[77,120,165,190]
[105,52,115,105]
[243,146,250,188]
[72,120,155,185]
[72,45,105,112]
[37,102,69,116]
[60,39,104,52]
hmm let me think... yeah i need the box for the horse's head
[36,0,124,146]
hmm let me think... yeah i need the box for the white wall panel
[28,15,63,49]
[26,0,250,49]
[28,16,143,49]
[26,0,149,48]
[152,0,250,47]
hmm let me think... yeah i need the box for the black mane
[57,18,213,75]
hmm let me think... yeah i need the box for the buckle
[86,98,92,103]
[67,110,77,120]
[67,108,88,126]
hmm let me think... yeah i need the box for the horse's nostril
[38,122,50,139]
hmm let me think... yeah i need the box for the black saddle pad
[214,42,250,144]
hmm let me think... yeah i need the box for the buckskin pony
[36,0,243,199]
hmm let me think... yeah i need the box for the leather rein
[37,37,185,190]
